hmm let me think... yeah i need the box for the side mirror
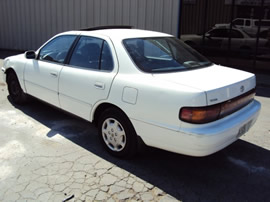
[25,51,36,59]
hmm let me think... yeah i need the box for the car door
[204,29,225,50]
[229,29,245,50]
[58,36,117,120]
[24,35,77,107]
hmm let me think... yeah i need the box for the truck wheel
[98,108,137,158]
[7,71,27,104]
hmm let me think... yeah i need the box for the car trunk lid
[152,64,256,105]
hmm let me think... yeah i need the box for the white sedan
[2,27,261,158]
[181,27,268,54]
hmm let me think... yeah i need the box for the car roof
[61,29,172,40]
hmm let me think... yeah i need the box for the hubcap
[102,118,126,152]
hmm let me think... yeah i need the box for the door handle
[94,82,105,90]
[50,72,58,77]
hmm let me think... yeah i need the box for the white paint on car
[2,28,261,157]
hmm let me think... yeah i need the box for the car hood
[5,53,24,60]
[152,64,256,105]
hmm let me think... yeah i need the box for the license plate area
[237,120,252,138]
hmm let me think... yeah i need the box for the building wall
[0,0,180,51]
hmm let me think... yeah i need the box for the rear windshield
[123,37,212,73]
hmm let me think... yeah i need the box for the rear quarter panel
[106,73,207,132]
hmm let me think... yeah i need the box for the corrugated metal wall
[0,0,180,51]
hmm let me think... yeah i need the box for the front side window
[39,35,76,63]
[233,19,244,26]
[123,37,212,73]
[69,36,114,71]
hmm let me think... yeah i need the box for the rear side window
[208,29,228,38]
[69,36,114,71]
[39,35,76,63]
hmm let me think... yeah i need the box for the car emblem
[240,85,245,93]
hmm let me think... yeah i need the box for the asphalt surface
[0,58,270,202]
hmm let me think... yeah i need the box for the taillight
[180,105,221,124]
[180,89,255,124]
[220,89,255,118]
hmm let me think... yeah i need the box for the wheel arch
[92,102,128,126]
[5,67,16,76]
[5,67,26,91]
[3,67,16,81]
[5,66,28,104]
[94,102,146,157]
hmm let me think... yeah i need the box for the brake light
[180,105,221,124]
[180,89,255,124]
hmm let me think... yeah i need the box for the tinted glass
[209,29,228,37]
[39,35,76,63]
[123,37,212,73]
[144,39,172,59]
[69,36,103,69]
[100,41,114,71]
[245,20,251,26]
[230,30,244,38]
[233,19,244,26]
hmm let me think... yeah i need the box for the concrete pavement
[0,59,178,201]
[0,58,270,201]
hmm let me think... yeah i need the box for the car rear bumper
[132,100,261,156]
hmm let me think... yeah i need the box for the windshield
[123,37,212,73]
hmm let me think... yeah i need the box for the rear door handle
[94,82,105,90]
[50,72,58,77]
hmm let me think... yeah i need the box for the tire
[98,108,138,158]
[7,71,27,104]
